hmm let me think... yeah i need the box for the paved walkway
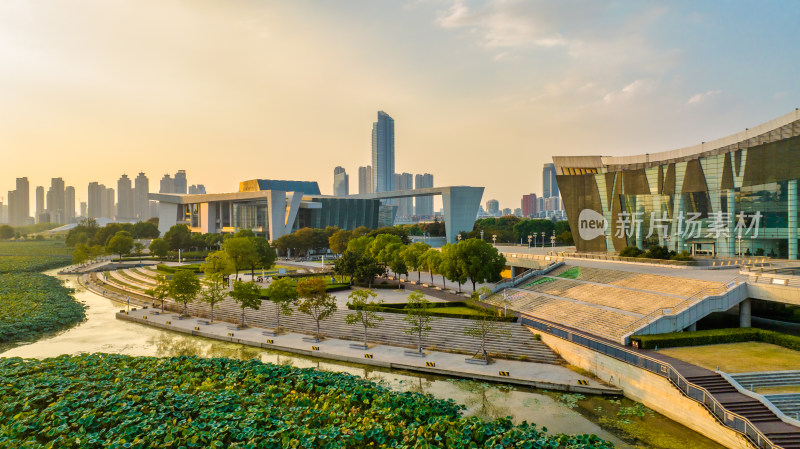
[116,307,621,396]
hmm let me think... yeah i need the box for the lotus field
[0,354,613,449]
[0,241,84,344]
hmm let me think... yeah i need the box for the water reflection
[0,272,727,449]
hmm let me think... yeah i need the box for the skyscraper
[134,172,149,220]
[117,174,134,219]
[65,186,76,223]
[414,173,434,217]
[9,177,30,226]
[104,187,116,219]
[48,178,66,223]
[486,199,500,216]
[188,185,206,194]
[88,182,105,219]
[333,166,349,196]
[543,163,559,199]
[80,202,87,218]
[159,174,174,194]
[392,173,413,217]
[521,193,537,217]
[35,186,45,222]
[371,111,395,193]
[358,166,372,194]
[173,170,188,194]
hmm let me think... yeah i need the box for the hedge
[258,283,350,299]
[632,328,800,351]
[156,263,204,274]
[348,301,518,322]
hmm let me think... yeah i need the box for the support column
[739,299,751,328]
[442,187,485,244]
[510,266,517,278]
[685,323,697,332]
[790,179,797,260]
[727,189,735,257]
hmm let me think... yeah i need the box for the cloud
[603,79,653,104]
[687,90,722,104]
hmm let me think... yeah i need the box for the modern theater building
[151,179,483,244]
[555,109,800,259]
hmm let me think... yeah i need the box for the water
[1,272,726,449]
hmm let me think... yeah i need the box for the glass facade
[558,124,800,259]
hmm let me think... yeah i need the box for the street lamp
[550,235,555,248]
[540,232,545,248]
[737,235,742,257]
[457,233,462,243]
[480,230,484,241]
[528,235,532,248]
[492,234,497,246]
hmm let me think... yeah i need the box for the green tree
[368,234,403,267]
[511,219,555,243]
[169,270,201,316]
[229,280,261,327]
[202,250,236,278]
[354,254,383,288]
[346,235,374,253]
[149,238,169,260]
[251,236,277,279]
[265,277,298,332]
[107,231,134,261]
[72,244,89,264]
[164,224,192,251]
[403,290,438,353]
[458,238,506,291]
[223,237,257,280]
[132,242,145,262]
[418,248,443,286]
[146,274,171,313]
[200,273,226,323]
[333,250,361,284]
[403,242,431,282]
[389,253,408,280]
[557,230,573,245]
[328,229,352,255]
[440,243,467,292]
[131,221,160,239]
[464,287,510,362]
[297,277,338,342]
[273,233,299,257]
[345,289,384,349]
[0,225,13,240]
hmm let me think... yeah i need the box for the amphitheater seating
[559,266,725,298]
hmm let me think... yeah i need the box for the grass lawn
[755,385,800,394]
[658,341,800,373]
[426,306,482,316]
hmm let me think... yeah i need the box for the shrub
[632,328,800,351]
[348,301,518,322]
[618,246,643,258]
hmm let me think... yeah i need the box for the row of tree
[467,216,572,245]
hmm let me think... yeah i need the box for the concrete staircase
[764,394,800,420]
[731,371,800,390]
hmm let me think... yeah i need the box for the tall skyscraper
[134,172,150,220]
[88,182,105,219]
[8,177,30,226]
[159,174,174,194]
[80,202,88,218]
[486,199,500,216]
[371,111,395,193]
[414,173,434,217]
[65,186,76,223]
[104,188,116,219]
[47,178,66,223]
[521,193,537,217]
[392,172,413,217]
[358,166,372,194]
[188,185,206,194]
[543,163,559,198]
[35,186,45,222]
[333,166,349,196]
[173,170,188,194]
[117,174,134,219]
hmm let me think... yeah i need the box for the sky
[1,0,799,212]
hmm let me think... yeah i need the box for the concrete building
[117,174,134,219]
[47,178,66,224]
[88,182,105,219]
[502,208,512,216]
[371,111,395,193]
[65,186,76,223]
[35,186,45,222]
[8,177,30,226]
[333,167,349,196]
[80,202,87,218]
[521,193,538,217]
[394,172,413,218]
[555,109,800,258]
[414,173,434,217]
[159,174,174,194]
[543,163,559,199]
[134,172,150,220]
[485,199,500,216]
[514,207,522,217]
[188,185,206,195]
[173,170,188,194]
[152,179,483,244]
[104,188,115,219]
[358,166,372,194]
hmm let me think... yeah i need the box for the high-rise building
[333,167,349,196]
[88,182,105,219]
[46,178,66,223]
[134,172,150,219]
[188,185,206,195]
[117,174,134,219]
[371,111,395,193]
[358,166,372,194]
[502,208,512,217]
[0,201,7,224]
[159,174,174,194]
[80,202,87,218]
[173,170,188,194]
[8,177,30,226]
[35,186,45,221]
[514,208,522,217]
[486,199,500,216]
[521,193,537,217]
[414,173,434,217]
[65,186,76,223]
[104,188,116,219]
[543,163,559,198]
[392,173,413,217]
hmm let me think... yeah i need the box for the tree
[202,250,236,278]
[131,221,160,239]
[273,233,299,257]
[0,225,13,240]
[149,238,169,260]
[229,280,261,327]
[346,235,374,254]
[354,254,383,288]
[328,229,352,255]
[368,234,403,267]
[457,239,506,291]
[223,237,257,280]
[169,270,201,316]
[251,236,277,279]
[418,248,443,285]
[403,242,431,282]
[132,242,145,262]
[403,290,438,353]
[107,231,134,261]
[511,219,555,243]
[164,224,192,251]
[297,277,337,342]
[264,277,298,332]
[146,274,171,313]
[72,244,89,264]
[440,243,467,292]
[345,289,384,349]
[333,250,361,284]
[200,273,226,323]
[389,255,408,281]
[557,230,573,245]
[464,287,510,362]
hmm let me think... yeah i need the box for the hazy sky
[2,0,799,211]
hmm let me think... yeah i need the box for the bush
[618,246,643,258]
[632,328,800,351]
[670,250,694,261]
[348,301,518,322]
[156,263,204,274]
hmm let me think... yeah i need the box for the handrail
[520,313,784,449]
[624,278,736,333]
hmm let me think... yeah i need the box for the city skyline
[1,1,799,209]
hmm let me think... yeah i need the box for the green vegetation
[617,245,695,261]
[465,216,571,245]
[345,289,384,348]
[404,290,438,353]
[658,341,800,373]
[348,299,517,322]
[523,278,555,288]
[0,354,612,448]
[297,277,338,342]
[632,327,800,351]
[557,267,581,279]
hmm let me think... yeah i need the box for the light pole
[480,230,484,241]
[550,235,555,248]
[457,233,462,243]
[528,235,532,248]
[540,232,545,249]
[737,235,742,257]
[492,234,497,246]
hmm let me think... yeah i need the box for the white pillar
[739,299,751,328]
[790,179,797,259]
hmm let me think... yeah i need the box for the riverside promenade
[116,307,621,396]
